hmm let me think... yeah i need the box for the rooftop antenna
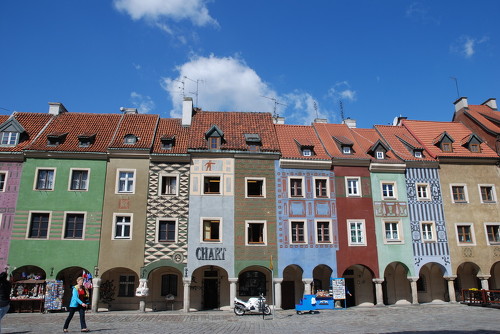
[339,99,345,122]
[313,101,319,119]
[175,78,185,99]
[184,76,202,107]
[261,96,287,118]
[450,76,460,98]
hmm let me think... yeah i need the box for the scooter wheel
[234,306,245,316]
[263,306,271,315]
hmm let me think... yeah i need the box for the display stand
[44,280,64,311]
[10,279,46,313]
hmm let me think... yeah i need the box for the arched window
[238,271,266,296]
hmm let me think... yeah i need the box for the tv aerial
[262,96,287,118]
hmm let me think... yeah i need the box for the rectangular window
[314,178,328,198]
[28,212,50,239]
[35,169,55,190]
[381,182,396,199]
[246,221,266,245]
[470,143,480,152]
[158,220,177,242]
[346,177,361,197]
[161,274,178,296]
[456,224,474,244]
[290,220,306,243]
[289,178,303,197]
[316,221,331,243]
[203,176,221,194]
[376,151,385,159]
[342,146,351,154]
[69,169,89,191]
[117,170,135,193]
[416,183,430,201]
[246,178,265,198]
[203,219,220,242]
[442,142,452,152]
[485,224,500,245]
[420,221,435,242]
[348,220,366,246]
[114,214,132,239]
[479,185,496,203]
[451,185,467,203]
[118,275,136,297]
[0,132,19,145]
[384,220,402,243]
[0,172,7,192]
[64,213,84,239]
[209,137,219,149]
[160,175,178,196]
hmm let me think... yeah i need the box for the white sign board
[331,278,346,300]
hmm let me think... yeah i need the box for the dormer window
[0,132,19,146]
[209,137,220,149]
[47,132,67,146]
[461,134,483,153]
[470,143,480,152]
[342,146,352,154]
[0,117,25,147]
[376,151,385,159]
[442,142,452,152]
[78,133,96,148]
[205,125,224,150]
[414,150,423,158]
[244,134,261,152]
[433,132,454,153]
[302,148,312,156]
[124,134,138,145]
[161,135,175,150]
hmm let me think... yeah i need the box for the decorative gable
[0,117,26,146]
[432,131,454,152]
[367,139,389,159]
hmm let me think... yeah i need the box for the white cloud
[162,55,278,117]
[327,81,357,102]
[113,0,217,27]
[452,35,489,59]
[130,92,155,113]
[405,2,440,25]
[284,91,333,125]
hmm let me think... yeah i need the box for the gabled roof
[313,123,368,160]
[109,113,158,150]
[275,124,330,160]
[403,120,498,159]
[0,112,54,152]
[460,133,483,146]
[151,118,189,154]
[188,111,279,152]
[332,136,354,146]
[375,125,434,162]
[0,117,26,133]
[350,128,402,163]
[27,112,121,153]
[461,104,500,134]
[432,131,454,145]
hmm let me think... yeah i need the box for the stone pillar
[183,279,191,312]
[229,278,238,308]
[137,278,149,312]
[444,275,457,303]
[408,277,419,305]
[372,278,385,306]
[477,275,491,290]
[273,278,283,310]
[303,279,314,295]
[91,277,101,313]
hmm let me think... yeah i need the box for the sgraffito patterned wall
[144,162,190,265]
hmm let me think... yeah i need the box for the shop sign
[195,247,226,261]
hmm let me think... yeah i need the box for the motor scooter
[233,294,271,316]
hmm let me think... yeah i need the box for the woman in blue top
[63,277,90,332]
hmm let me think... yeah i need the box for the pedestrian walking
[63,276,90,332]
[0,272,11,334]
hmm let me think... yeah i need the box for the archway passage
[190,265,229,311]
[383,262,411,305]
[147,266,183,311]
[281,265,303,309]
[342,265,375,307]
[312,265,333,294]
[456,262,481,301]
[56,266,91,307]
[99,267,139,311]
[416,263,447,303]
[489,261,500,290]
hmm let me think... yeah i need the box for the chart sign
[331,278,346,300]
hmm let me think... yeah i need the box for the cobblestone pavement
[2,303,500,334]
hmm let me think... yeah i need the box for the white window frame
[313,177,329,199]
[414,150,422,158]
[159,173,179,196]
[450,183,469,204]
[156,218,178,243]
[478,184,497,204]
[342,146,351,154]
[416,183,431,201]
[381,181,397,200]
[113,213,133,240]
[245,220,267,246]
[203,175,222,195]
[200,217,222,243]
[245,177,266,198]
[346,177,361,197]
[302,148,312,156]
[383,219,403,243]
[0,171,8,192]
[288,176,305,198]
[289,219,307,244]
[420,221,436,243]
[62,211,87,240]
[484,222,500,245]
[34,168,56,191]
[315,219,333,244]
[455,223,475,246]
[68,168,90,191]
[116,169,136,194]
[376,151,385,159]
[26,211,51,239]
[0,131,19,146]
[347,219,366,246]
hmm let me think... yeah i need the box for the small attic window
[244,134,261,152]
[205,125,224,150]
[0,132,19,146]
[47,132,67,146]
[161,135,175,150]
[442,142,452,152]
[78,133,96,148]
[376,151,385,159]
[414,150,423,158]
[470,143,480,152]
[0,117,25,146]
[342,146,352,154]
[303,148,312,156]
[124,134,138,145]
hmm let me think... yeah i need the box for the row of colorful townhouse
[0,97,499,312]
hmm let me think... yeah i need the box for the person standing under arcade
[63,277,90,332]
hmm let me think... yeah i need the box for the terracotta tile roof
[464,104,500,133]
[313,123,369,160]
[403,120,498,159]
[26,113,122,153]
[151,118,189,154]
[275,124,330,160]
[0,112,54,152]
[109,113,159,150]
[375,125,435,162]
[350,128,402,163]
[188,111,279,152]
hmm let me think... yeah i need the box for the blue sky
[1,0,498,128]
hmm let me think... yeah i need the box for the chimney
[453,97,468,112]
[313,118,327,124]
[182,97,194,127]
[392,116,407,126]
[120,107,138,114]
[273,116,285,125]
[48,102,68,115]
[482,98,497,110]
[342,117,356,128]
